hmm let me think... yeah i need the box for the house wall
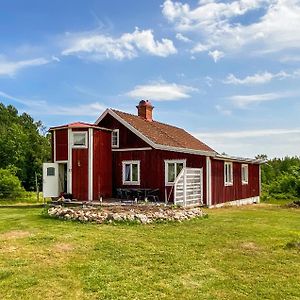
[210,159,260,205]
[93,129,112,199]
[71,128,89,200]
[112,149,207,204]
[55,129,68,161]
[99,114,149,148]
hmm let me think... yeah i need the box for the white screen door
[43,163,59,197]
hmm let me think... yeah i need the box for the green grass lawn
[0,205,299,300]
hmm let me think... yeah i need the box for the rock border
[48,205,206,224]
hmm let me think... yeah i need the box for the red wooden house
[43,100,262,207]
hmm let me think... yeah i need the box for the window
[224,162,233,186]
[165,160,186,185]
[72,132,87,148]
[112,129,119,148]
[241,164,249,184]
[47,167,55,176]
[122,160,140,185]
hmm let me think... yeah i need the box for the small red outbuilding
[43,100,262,207]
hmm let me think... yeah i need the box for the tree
[0,103,51,191]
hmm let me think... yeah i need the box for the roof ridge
[111,108,184,130]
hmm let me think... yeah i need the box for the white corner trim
[67,128,72,194]
[88,128,93,201]
[53,130,56,162]
[206,156,212,207]
[209,196,260,208]
[112,147,152,152]
[122,160,140,185]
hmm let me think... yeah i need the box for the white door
[43,163,59,198]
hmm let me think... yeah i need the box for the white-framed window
[241,164,249,184]
[224,161,233,186]
[72,132,88,148]
[112,129,119,148]
[164,159,186,185]
[122,160,140,185]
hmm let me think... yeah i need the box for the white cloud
[208,50,224,62]
[126,81,198,101]
[0,56,50,76]
[62,27,177,60]
[193,128,300,158]
[0,90,105,116]
[215,104,232,116]
[175,33,191,42]
[224,70,299,85]
[228,92,283,108]
[162,0,300,56]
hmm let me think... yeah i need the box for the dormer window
[112,129,119,148]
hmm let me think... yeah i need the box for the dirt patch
[240,242,260,251]
[53,243,74,252]
[0,246,18,253]
[0,230,32,240]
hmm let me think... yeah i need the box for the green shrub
[0,167,25,200]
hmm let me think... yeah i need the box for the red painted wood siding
[98,114,149,148]
[211,159,260,205]
[93,129,112,199]
[72,148,88,200]
[55,129,68,161]
[112,149,207,203]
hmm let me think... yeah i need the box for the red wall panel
[72,148,88,200]
[211,159,260,205]
[93,129,112,199]
[112,149,207,204]
[99,114,149,148]
[55,129,68,161]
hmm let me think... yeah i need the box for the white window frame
[224,161,233,186]
[164,159,186,186]
[72,132,88,148]
[111,129,119,148]
[241,164,249,185]
[122,160,140,185]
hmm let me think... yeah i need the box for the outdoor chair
[147,189,160,202]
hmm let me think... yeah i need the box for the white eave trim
[112,147,152,152]
[214,154,263,164]
[95,109,216,157]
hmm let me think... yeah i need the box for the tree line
[257,154,300,200]
[0,103,51,199]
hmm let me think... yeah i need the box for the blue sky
[1,0,300,158]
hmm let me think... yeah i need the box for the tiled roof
[111,109,215,153]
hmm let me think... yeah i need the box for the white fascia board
[214,154,263,164]
[155,144,216,157]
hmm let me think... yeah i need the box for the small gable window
[112,129,119,148]
[242,164,249,184]
[122,160,140,185]
[224,162,233,186]
[72,132,87,148]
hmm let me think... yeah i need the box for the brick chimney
[136,100,154,122]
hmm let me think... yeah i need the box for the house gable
[97,110,151,149]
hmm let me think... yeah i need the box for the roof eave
[214,154,264,164]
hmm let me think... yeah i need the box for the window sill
[122,181,140,186]
[242,181,249,185]
[72,145,88,149]
[224,182,233,186]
